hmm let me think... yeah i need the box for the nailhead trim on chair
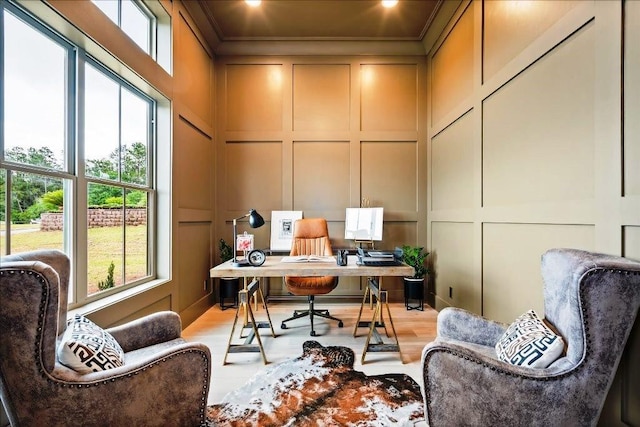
[423,267,640,424]
[2,268,211,425]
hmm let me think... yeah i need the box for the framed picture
[236,233,254,252]
[270,211,303,251]
[344,207,384,241]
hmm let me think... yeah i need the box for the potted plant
[401,245,430,311]
[218,239,239,310]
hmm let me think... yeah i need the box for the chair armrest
[436,307,507,347]
[106,311,182,352]
[421,341,577,426]
[48,342,211,426]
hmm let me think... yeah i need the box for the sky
[3,5,148,166]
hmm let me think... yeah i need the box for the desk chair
[281,218,343,336]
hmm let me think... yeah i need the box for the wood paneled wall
[173,6,216,325]
[427,1,639,424]
[215,57,427,299]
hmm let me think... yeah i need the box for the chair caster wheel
[281,323,287,329]
[338,321,344,327]
[310,331,317,337]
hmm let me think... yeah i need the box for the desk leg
[224,279,274,365]
[360,279,402,364]
[354,276,384,337]
[353,285,369,337]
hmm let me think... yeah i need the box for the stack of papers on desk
[281,255,336,263]
[357,249,400,266]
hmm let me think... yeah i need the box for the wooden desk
[209,255,412,279]
[210,255,413,364]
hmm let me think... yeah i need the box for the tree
[122,142,147,185]
[86,142,146,206]
[41,189,64,210]
[97,261,116,291]
[3,142,147,219]
[86,158,117,180]
[3,147,63,222]
[88,183,121,206]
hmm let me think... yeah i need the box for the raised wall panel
[483,1,581,81]
[483,23,595,207]
[381,221,417,250]
[175,14,212,124]
[226,141,282,212]
[360,64,417,131]
[431,222,477,313]
[175,117,212,210]
[431,111,474,210]
[361,141,417,212]
[293,141,349,211]
[226,64,283,131]
[483,223,594,323]
[177,222,211,312]
[293,64,350,131]
[624,226,640,261]
[431,4,473,125]
[624,0,640,196]
[109,297,172,327]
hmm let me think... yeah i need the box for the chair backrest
[541,248,640,422]
[285,219,338,294]
[1,249,70,336]
[290,218,333,257]
[0,250,68,422]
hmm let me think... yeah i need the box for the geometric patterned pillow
[495,309,565,369]
[57,314,125,374]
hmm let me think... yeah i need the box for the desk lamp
[231,209,265,267]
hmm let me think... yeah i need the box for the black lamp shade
[248,209,264,228]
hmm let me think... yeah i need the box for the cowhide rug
[205,340,424,426]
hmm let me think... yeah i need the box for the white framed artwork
[270,211,303,251]
[344,207,384,241]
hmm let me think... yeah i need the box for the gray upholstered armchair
[421,248,640,426]
[0,250,211,426]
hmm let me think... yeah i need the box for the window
[83,61,153,295]
[1,1,158,305]
[92,0,154,56]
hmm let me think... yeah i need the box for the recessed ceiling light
[245,0,261,7]
[382,0,398,8]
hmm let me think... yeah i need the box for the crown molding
[213,40,428,56]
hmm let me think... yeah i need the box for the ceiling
[183,0,445,56]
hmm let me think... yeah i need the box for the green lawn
[6,225,147,295]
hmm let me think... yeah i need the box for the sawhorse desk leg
[355,277,402,364]
[224,279,275,365]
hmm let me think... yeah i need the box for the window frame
[91,0,157,59]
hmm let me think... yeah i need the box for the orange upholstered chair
[280,218,343,336]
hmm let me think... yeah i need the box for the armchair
[421,248,640,426]
[0,250,211,427]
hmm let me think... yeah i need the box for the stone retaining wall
[40,208,147,231]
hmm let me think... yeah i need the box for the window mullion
[74,52,88,305]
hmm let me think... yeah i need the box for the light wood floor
[182,300,438,405]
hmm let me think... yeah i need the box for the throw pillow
[495,309,565,369]
[57,314,125,374]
